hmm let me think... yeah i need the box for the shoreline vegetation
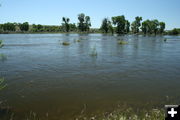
[0,13,179,35]
[0,105,165,120]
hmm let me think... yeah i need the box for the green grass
[76,108,165,120]
[62,41,70,46]
[100,108,164,120]
[0,107,165,120]
[0,40,4,48]
[0,78,7,90]
[74,39,81,43]
[118,40,128,45]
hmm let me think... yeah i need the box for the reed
[90,46,97,56]
[0,78,7,90]
[0,40,4,48]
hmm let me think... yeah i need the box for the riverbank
[0,104,165,120]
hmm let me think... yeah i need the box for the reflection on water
[0,34,180,119]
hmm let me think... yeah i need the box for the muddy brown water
[0,34,180,119]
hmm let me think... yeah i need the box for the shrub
[118,40,128,45]
[62,41,70,46]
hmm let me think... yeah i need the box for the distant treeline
[0,13,179,35]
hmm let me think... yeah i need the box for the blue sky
[0,0,179,30]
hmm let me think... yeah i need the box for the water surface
[0,34,180,119]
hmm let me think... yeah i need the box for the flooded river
[0,34,180,119]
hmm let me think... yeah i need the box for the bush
[168,28,180,35]
[62,41,70,46]
[118,40,128,45]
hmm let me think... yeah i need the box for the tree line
[0,13,179,35]
[100,16,166,35]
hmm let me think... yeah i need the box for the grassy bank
[0,107,165,120]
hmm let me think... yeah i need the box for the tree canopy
[100,18,111,33]
[0,13,170,35]
[131,16,142,34]
[112,15,126,34]
[62,17,70,32]
[141,19,166,35]
[78,13,91,32]
[19,22,29,31]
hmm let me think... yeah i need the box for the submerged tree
[78,13,85,31]
[62,17,70,32]
[125,20,130,33]
[77,13,91,32]
[159,22,165,34]
[141,20,149,34]
[100,18,113,34]
[131,16,142,34]
[141,19,166,35]
[151,19,159,35]
[84,16,91,31]
[100,18,109,33]
[108,23,114,34]
[112,15,126,34]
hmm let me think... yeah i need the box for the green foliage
[0,14,169,34]
[100,108,165,120]
[112,15,126,34]
[118,40,128,45]
[78,13,91,32]
[19,22,29,31]
[62,17,70,32]
[141,19,165,35]
[78,13,85,31]
[31,24,43,32]
[125,20,130,33]
[168,28,180,35]
[0,40,4,48]
[75,107,164,120]
[151,19,159,35]
[131,16,142,33]
[43,25,61,32]
[62,41,70,46]
[100,18,114,34]
[69,23,77,31]
[159,22,165,34]
[0,78,7,90]
[85,16,91,31]
[141,20,149,34]
[2,22,16,31]
[74,39,81,43]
